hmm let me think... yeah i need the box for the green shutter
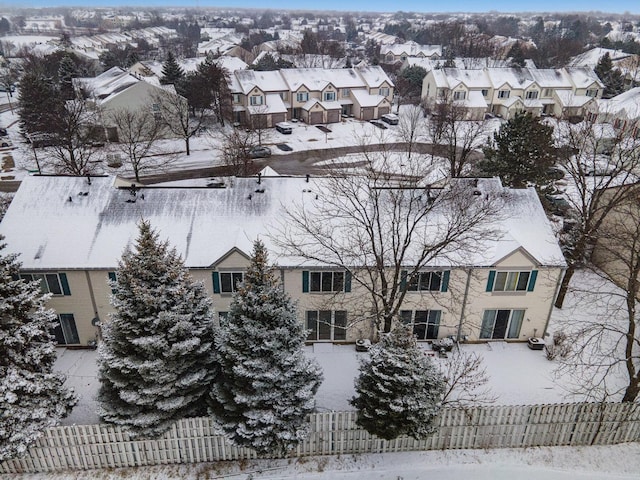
[400,270,408,291]
[302,271,309,293]
[344,271,351,292]
[59,273,71,296]
[212,272,220,294]
[441,270,450,292]
[486,270,496,292]
[108,272,117,294]
[527,270,538,292]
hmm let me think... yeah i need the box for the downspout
[85,271,100,344]
[457,268,473,341]
[542,267,566,338]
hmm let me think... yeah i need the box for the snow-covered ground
[5,444,640,479]
[55,268,627,426]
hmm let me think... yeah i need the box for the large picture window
[20,272,70,295]
[53,313,80,345]
[212,272,244,294]
[487,270,537,292]
[306,310,347,341]
[302,270,351,293]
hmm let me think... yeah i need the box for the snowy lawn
[56,269,622,426]
[5,443,640,479]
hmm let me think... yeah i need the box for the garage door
[271,113,285,125]
[378,107,390,116]
[361,107,374,120]
[309,111,324,125]
[327,110,340,124]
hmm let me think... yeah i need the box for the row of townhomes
[229,66,394,126]
[422,66,605,120]
[0,174,566,348]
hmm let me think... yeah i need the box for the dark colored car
[248,146,272,158]
[370,119,388,130]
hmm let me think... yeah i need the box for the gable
[494,247,539,269]
[212,248,251,269]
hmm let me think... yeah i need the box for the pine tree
[209,240,323,456]
[350,326,445,440]
[160,51,184,85]
[0,238,77,461]
[478,112,556,188]
[57,55,78,100]
[97,221,217,439]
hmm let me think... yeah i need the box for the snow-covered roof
[565,67,605,89]
[234,69,289,94]
[600,87,640,119]
[381,42,442,58]
[0,175,565,271]
[351,89,386,107]
[248,93,287,114]
[357,66,394,88]
[555,91,595,108]
[567,47,632,68]
[280,68,362,91]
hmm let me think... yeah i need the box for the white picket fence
[2,402,640,474]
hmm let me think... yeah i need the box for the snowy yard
[55,268,627,426]
[6,444,640,479]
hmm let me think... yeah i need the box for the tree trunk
[185,137,190,156]
[621,381,639,402]
[554,266,574,308]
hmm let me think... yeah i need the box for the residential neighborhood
[0,3,640,479]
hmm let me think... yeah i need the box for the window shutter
[212,272,220,294]
[59,273,71,296]
[441,270,450,292]
[486,270,496,292]
[527,270,538,292]
[108,272,117,294]
[302,271,309,293]
[344,271,352,292]
[400,270,408,291]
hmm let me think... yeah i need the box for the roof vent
[473,190,482,196]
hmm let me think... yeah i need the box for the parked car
[545,193,572,215]
[275,122,293,134]
[248,146,272,158]
[380,113,399,125]
[370,119,388,130]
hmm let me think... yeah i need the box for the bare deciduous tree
[423,93,488,177]
[151,90,200,156]
[48,100,103,176]
[440,349,497,407]
[554,117,640,308]
[395,105,426,161]
[215,127,258,176]
[107,107,173,182]
[273,150,502,337]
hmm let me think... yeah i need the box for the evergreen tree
[0,239,77,461]
[209,240,323,456]
[478,112,556,188]
[97,221,217,439]
[18,70,62,135]
[350,326,445,440]
[595,53,624,98]
[160,51,184,85]
[57,55,78,100]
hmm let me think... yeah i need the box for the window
[379,87,390,97]
[486,270,537,292]
[342,88,350,98]
[543,88,552,97]
[20,272,70,295]
[323,91,336,102]
[481,89,489,97]
[403,270,449,292]
[279,91,288,101]
[480,309,524,339]
[53,314,80,345]
[306,310,347,341]
[108,271,117,294]
[297,91,309,102]
[586,89,597,97]
[232,93,241,103]
[453,90,466,100]
[250,95,263,106]
[400,310,441,340]
[498,90,510,99]
[212,272,243,294]
[526,90,538,99]
[310,271,345,292]
[220,272,243,293]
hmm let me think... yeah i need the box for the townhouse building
[0,174,565,348]
[229,66,394,126]
[422,66,604,120]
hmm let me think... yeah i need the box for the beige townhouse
[0,174,565,348]
[230,66,394,126]
[422,66,604,120]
